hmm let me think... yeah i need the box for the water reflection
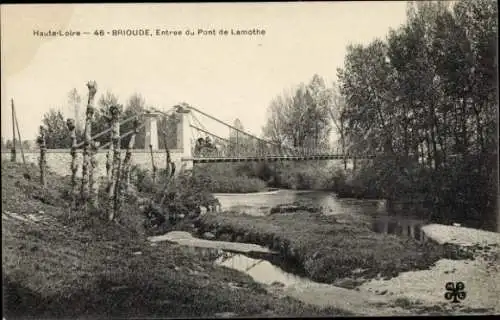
[215,252,313,287]
[372,215,427,242]
[214,189,429,243]
[182,245,310,287]
[214,189,385,216]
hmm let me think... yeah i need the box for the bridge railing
[191,140,342,159]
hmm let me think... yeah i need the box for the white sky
[1,2,410,142]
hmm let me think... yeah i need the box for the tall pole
[11,99,16,162]
[67,119,79,212]
[14,106,26,165]
[37,126,47,187]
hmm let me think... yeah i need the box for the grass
[2,160,349,318]
[193,211,473,286]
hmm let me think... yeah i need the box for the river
[213,189,428,241]
[153,190,494,315]
[207,189,430,285]
[213,189,384,216]
[153,190,432,313]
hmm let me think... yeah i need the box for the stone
[203,232,216,240]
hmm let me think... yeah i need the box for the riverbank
[193,211,473,286]
[1,161,348,318]
[156,224,499,316]
[357,224,500,314]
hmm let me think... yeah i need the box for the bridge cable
[188,114,199,146]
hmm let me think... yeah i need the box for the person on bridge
[203,136,217,156]
[194,138,205,155]
[204,136,213,149]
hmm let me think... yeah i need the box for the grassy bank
[193,211,473,287]
[192,163,269,193]
[192,162,337,193]
[2,161,348,318]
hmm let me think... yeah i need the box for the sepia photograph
[1,1,499,318]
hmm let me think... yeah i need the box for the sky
[1,2,410,142]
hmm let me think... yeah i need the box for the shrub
[192,163,267,193]
[127,168,220,234]
[270,162,333,190]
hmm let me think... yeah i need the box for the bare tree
[107,104,122,221]
[81,81,98,213]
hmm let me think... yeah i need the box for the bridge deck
[182,154,376,163]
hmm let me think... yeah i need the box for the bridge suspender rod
[187,104,301,155]
[190,113,209,133]
[186,105,279,147]
[75,114,139,148]
[98,123,145,150]
[190,124,230,143]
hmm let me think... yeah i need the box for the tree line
[259,0,497,230]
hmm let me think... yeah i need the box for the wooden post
[81,81,97,213]
[37,126,47,187]
[11,99,16,162]
[106,149,112,186]
[66,119,79,211]
[149,144,157,184]
[165,139,171,177]
[159,127,176,207]
[121,118,139,192]
[107,104,121,221]
[161,128,172,178]
[89,141,99,209]
[113,148,123,217]
[13,104,26,166]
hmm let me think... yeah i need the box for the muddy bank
[192,211,473,286]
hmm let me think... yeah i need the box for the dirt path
[148,231,275,254]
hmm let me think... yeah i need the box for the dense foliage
[192,163,268,193]
[334,0,498,230]
[127,165,219,233]
[262,74,332,150]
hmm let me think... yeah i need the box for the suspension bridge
[142,103,375,167]
[4,99,376,177]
